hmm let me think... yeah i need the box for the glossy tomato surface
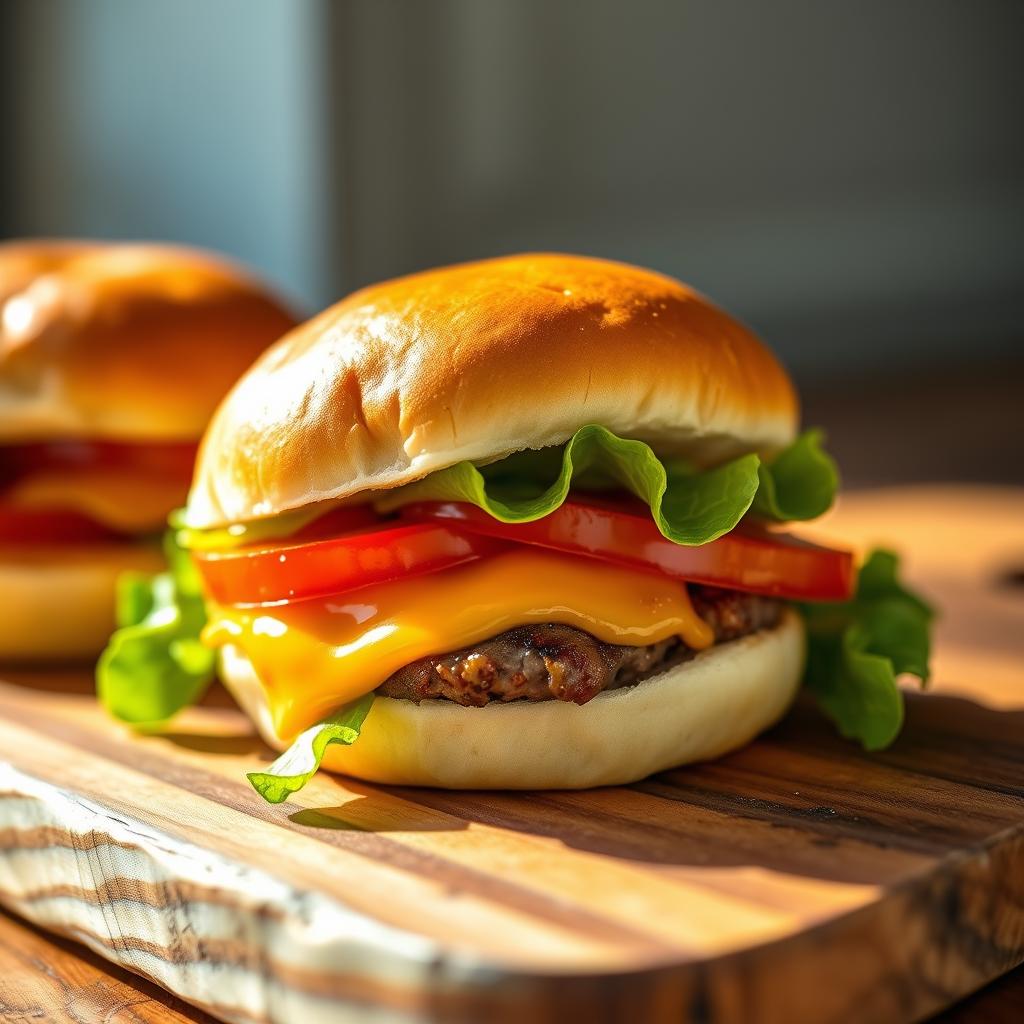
[0,505,127,545]
[0,440,198,546]
[0,440,198,482]
[192,520,510,607]
[401,499,855,601]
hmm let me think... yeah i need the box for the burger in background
[99,253,933,795]
[0,241,296,661]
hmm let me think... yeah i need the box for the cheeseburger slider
[99,254,932,797]
[1,241,296,660]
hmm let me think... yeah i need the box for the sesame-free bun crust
[187,253,798,528]
[0,542,164,661]
[0,241,297,442]
[220,610,804,790]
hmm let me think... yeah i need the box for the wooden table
[2,906,1021,1023]
[0,485,1021,1023]
[0,907,217,1023]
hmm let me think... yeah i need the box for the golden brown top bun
[187,253,798,529]
[0,240,297,442]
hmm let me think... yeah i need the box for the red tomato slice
[0,505,127,545]
[0,440,198,483]
[0,441,198,546]
[192,521,510,607]
[400,499,855,601]
[275,504,382,542]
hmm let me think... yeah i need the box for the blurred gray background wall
[1,0,331,306]
[2,0,1023,386]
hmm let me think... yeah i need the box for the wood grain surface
[0,907,216,1024]
[3,910,1024,1024]
[0,485,1021,1024]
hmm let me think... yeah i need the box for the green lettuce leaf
[96,423,841,762]
[246,548,927,800]
[247,694,375,803]
[800,550,934,750]
[750,428,838,521]
[377,424,837,545]
[173,505,324,551]
[96,531,215,726]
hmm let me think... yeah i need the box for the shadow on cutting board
[287,805,461,833]
[8,657,1016,888]
[0,667,101,695]
[281,689,1024,887]
[157,731,266,757]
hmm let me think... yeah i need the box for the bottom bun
[0,543,164,662]
[221,609,805,790]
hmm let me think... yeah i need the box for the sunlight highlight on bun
[0,240,296,442]
[187,253,798,528]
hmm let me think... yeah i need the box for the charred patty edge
[376,587,784,707]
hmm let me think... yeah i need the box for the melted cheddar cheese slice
[6,468,188,532]
[202,548,714,739]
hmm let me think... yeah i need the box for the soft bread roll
[0,543,165,661]
[0,242,95,297]
[0,241,297,661]
[187,253,798,529]
[220,610,805,790]
[0,240,297,442]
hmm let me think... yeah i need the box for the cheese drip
[202,548,714,739]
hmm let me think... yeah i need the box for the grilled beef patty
[376,586,783,707]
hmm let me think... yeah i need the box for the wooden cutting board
[0,486,1021,1024]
